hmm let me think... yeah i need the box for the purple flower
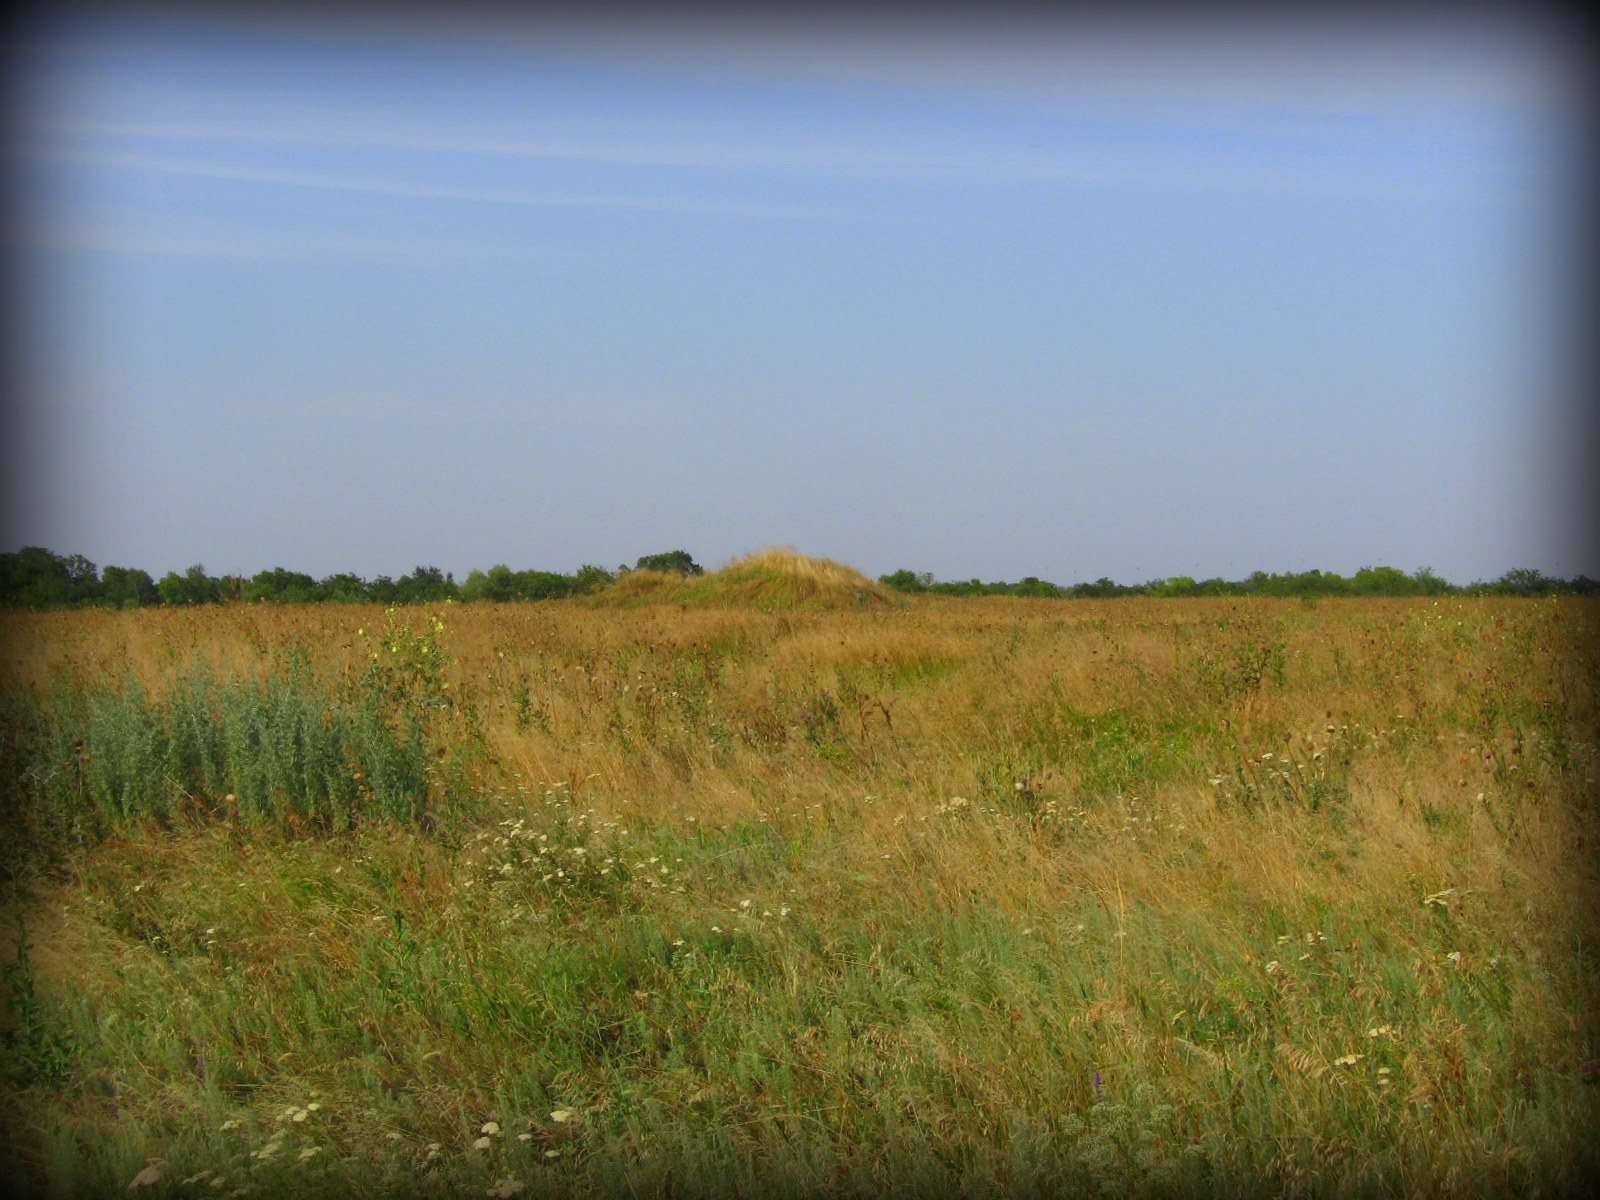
[1582,1059,1597,1084]
[1092,1072,1103,1089]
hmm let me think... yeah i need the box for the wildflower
[297,1146,321,1162]
[1092,1071,1103,1089]
[480,1122,500,1136]
[473,1137,493,1150]
[543,1149,562,1159]
[549,1110,575,1123]
[1581,1059,1597,1085]
[1334,1054,1363,1067]
[1366,1024,1395,1039]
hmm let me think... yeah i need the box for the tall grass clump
[0,608,472,868]
[18,663,434,842]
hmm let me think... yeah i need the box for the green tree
[246,567,317,604]
[513,569,579,600]
[316,572,370,603]
[1352,565,1415,596]
[878,569,928,593]
[1012,576,1063,598]
[573,564,615,592]
[0,547,92,607]
[634,550,703,576]
[100,566,157,608]
[1148,576,1198,598]
[394,566,458,603]
[1410,566,1454,596]
[1492,568,1551,596]
[157,565,220,606]
[1069,577,1126,598]
[483,565,517,602]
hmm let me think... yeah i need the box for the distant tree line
[3,546,1595,610]
[877,565,1599,599]
[0,548,705,609]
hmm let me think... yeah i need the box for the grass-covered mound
[594,548,898,609]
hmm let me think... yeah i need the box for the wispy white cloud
[29,144,887,221]
[26,214,590,267]
[29,113,1529,208]
[17,7,1564,217]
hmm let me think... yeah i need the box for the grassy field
[2,558,1597,1197]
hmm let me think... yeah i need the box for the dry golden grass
[2,589,1597,1197]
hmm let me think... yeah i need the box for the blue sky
[8,5,1592,585]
